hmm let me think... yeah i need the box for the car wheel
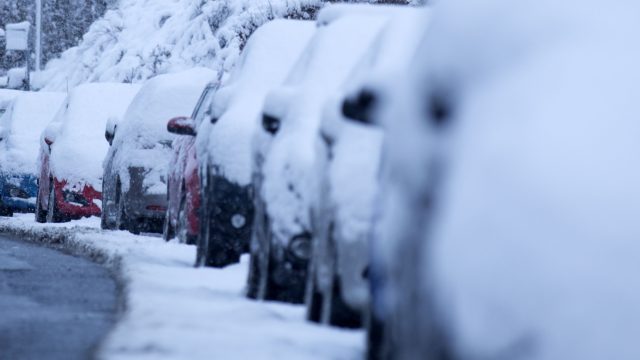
[116,188,139,235]
[0,204,13,217]
[366,304,388,360]
[35,190,47,223]
[305,259,323,323]
[176,192,189,244]
[324,274,362,328]
[162,207,175,242]
[46,179,64,223]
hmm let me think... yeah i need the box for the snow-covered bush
[37,0,323,91]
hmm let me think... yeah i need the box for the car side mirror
[167,116,196,136]
[341,88,377,125]
[262,113,280,135]
[105,127,115,146]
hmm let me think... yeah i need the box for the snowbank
[0,91,66,175]
[36,0,322,91]
[0,214,364,360]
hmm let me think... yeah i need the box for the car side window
[191,85,218,125]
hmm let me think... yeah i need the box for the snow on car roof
[201,19,315,186]
[316,3,417,27]
[0,91,66,175]
[49,83,141,188]
[114,67,216,148]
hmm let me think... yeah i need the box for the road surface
[0,235,117,360]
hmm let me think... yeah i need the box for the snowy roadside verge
[0,214,363,360]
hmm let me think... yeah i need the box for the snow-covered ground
[0,214,363,360]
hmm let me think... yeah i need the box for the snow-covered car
[305,7,430,329]
[0,91,65,216]
[193,19,315,268]
[246,9,391,304]
[36,83,141,223]
[374,0,640,359]
[163,82,218,245]
[102,68,215,234]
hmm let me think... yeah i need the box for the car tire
[35,192,47,223]
[305,261,323,323]
[366,304,388,360]
[176,192,189,244]
[162,208,175,242]
[46,179,65,223]
[324,274,362,328]
[116,188,139,235]
[0,205,13,217]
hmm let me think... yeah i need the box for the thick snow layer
[395,0,640,358]
[109,68,216,194]
[36,0,322,91]
[260,13,389,243]
[0,91,66,175]
[197,20,315,186]
[322,7,429,245]
[48,83,141,189]
[0,214,363,360]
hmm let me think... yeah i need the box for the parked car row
[0,0,637,359]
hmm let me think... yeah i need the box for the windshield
[191,84,218,124]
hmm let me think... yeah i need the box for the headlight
[231,214,246,229]
[7,185,29,199]
[288,233,312,260]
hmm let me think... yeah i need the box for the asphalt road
[0,235,117,360]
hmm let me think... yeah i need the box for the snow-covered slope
[36,0,322,91]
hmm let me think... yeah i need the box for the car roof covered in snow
[113,67,216,149]
[48,82,141,188]
[316,3,418,27]
[0,91,66,175]
[201,19,315,186]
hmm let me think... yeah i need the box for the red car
[35,83,141,223]
[163,84,218,244]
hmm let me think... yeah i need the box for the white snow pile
[47,83,141,189]
[197,19,315,186]
[36,0,323,91]
[0,214,363,360]
[402,0,640,359]
[0,91,66,175]
[109,68,215,194]
[260,11,389,244]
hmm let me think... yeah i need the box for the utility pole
[35,0,42,72]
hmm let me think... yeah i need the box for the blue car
[0,91,65,217]
[0,173,38,215]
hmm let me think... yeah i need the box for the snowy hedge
[36,0,323,90]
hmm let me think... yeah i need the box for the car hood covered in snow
[197,19,315,187]
[110,68,216,194]
[0,91,66,175]
[48,83,141,189]
[260,10,391,243]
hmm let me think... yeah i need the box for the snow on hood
[261,13,390,242]
[49,83,141,189]
[111,68,216,194]
[0,91,66,175]
[36,0,323,91]
[395,0,640,358]
[321,7,430,245]
[197,19,315,187]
